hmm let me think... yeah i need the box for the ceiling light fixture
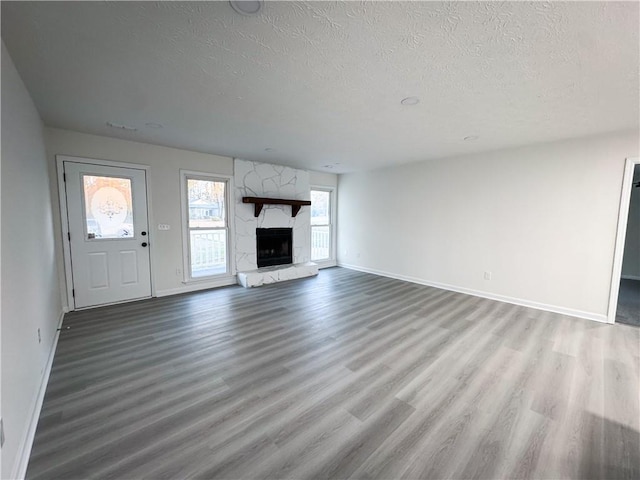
[106,121,137,131]
[145,122,163,129]
[401,96,420,106]
[229,1,262,16]
[464,135,479,141]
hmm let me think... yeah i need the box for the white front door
[64,161,151,308]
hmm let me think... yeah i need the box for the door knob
[141,231,147,236]
[141,242,148,247]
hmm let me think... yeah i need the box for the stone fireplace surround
[234,159,318,287]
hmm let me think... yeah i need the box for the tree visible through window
[311,189,331,261]
[82,175,134,239]
[186,177,228,278]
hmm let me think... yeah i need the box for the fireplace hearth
[256,228,293,268]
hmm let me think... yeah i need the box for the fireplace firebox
[256,228,293,268]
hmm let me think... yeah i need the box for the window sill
[314,259,337,269]
[182,273,236,286]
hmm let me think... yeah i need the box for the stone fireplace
[234,159,318,287]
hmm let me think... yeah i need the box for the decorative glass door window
[82,175,135,239]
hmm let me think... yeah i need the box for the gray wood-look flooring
[27,267,639,479]
[617,279,640,327]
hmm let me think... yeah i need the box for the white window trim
[310,185,337,268]
[180,170,236,284]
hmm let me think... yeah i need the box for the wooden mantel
[242,196,312,217]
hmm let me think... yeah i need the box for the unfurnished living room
[1,1,639,479]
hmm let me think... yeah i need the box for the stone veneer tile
[234,159,311,273]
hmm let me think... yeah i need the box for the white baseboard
[621,275,640,281]
[156,276,238,297]
[338,263,608,324]
[11,310,65,480]
[316,259,337,269]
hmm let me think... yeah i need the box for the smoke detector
[229,1,262,16]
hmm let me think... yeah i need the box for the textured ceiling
[2,1,638,173]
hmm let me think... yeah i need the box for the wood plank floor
[617,279,640,327]
[27,267,639,479]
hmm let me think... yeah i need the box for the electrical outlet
[158,224,170,230]
[37,328,41,343]
[176,268,182,276]
[484,271,492,280]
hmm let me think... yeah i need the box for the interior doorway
[608,158,640,325]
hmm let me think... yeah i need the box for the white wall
[337,131,639,321]
[621,165,640,279]
[309,171,338,188]
[44,128,235,300]
[1,42,63,479]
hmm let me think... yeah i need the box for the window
[183,174,230,279]
[311,188,333,262]
[82,175,134,239]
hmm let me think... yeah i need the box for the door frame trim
[56,155,155,310]
[607,156,639,324]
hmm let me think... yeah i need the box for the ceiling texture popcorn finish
[1,1,638,173]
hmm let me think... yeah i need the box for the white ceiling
[2,1,638,173]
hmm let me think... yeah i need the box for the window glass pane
[190,229,227,277]
[311,190,330,226]
[311,225,330,261]
[83,175,134,239]
[188,179,226,228]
